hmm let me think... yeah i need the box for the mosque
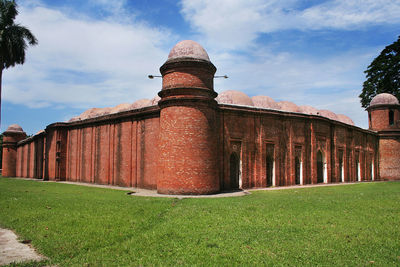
[2,40,400,194]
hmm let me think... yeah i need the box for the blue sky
[2,0,400,134]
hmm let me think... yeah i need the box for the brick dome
[318,109,338,120]
[298,105,319,115]
[167,40,210,62]
[150,95,161,106]
[216,90,254,106]
[277,101,299,112]
[131,98,151,109]
[370,93,399,107]
[111,103,132,113]
[336,114,355,125]
[252,95,279,109]
[5,124,24,133]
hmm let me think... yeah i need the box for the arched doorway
[295,157,301,185]
[230,153,240,189]
[266,155,273,187]
[317,150,324,183]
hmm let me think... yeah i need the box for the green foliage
[1,178,400,266]
[359,36,400,108]
[0,0,38,69]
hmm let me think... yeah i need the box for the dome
[298,105,319,115]
[216,90,254,106]
[111,103,132,114]
[76,107,112,120]
[318,109,338,120]
[5,124,24,133]
[131,98,151,109]
[336,114,355,125]
[252,95,279,109]
[277,101,299,113]
[370,93,399,107]
[150,95,161,106]
[167,40,210,62]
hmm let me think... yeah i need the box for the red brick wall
[369,107,400,131]
[10,102,385,191]
[45,129,57,180]
[158,104,219,194]
[162,68,214,90]
[220,106,379,189]
[379,138,400,180]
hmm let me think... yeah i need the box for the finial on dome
[167,40,210,62]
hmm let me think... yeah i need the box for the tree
[0,0,37,128]
[359,36,400,108]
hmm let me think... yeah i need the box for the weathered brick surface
[369,106,400,130]
[379,138,400,179]
[158,104,219,194]
[219,106,380,190]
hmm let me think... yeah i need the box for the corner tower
[157,40,220,194]
[367,93,400,180]
[2,124,27,177]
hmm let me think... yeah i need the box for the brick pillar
[157,40,220,195]
[2,124,27,177]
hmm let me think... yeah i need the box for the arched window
[389,110,394,126]
[317,151,324,183]
[230,153,240,189]
[295,157,301,185]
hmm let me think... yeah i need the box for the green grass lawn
[0,178,399,266]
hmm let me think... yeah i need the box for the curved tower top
[167,40,211,62]
[369,93,399,107]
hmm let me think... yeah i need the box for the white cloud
[3,4,173,109]
[180,0,400,50]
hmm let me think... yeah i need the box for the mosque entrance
[317,151,324,183]
[230,153,240,189]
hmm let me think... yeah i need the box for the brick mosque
[2,40,400,194]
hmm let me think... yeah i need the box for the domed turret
[367,93,400,131]
[2,124,27,177]
[157,40,219,195]
[367,93,400,180]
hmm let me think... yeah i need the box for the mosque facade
[2,40,400,194]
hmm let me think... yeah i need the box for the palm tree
[0,0,37,128]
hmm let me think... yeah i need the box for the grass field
[0,178,399,266]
